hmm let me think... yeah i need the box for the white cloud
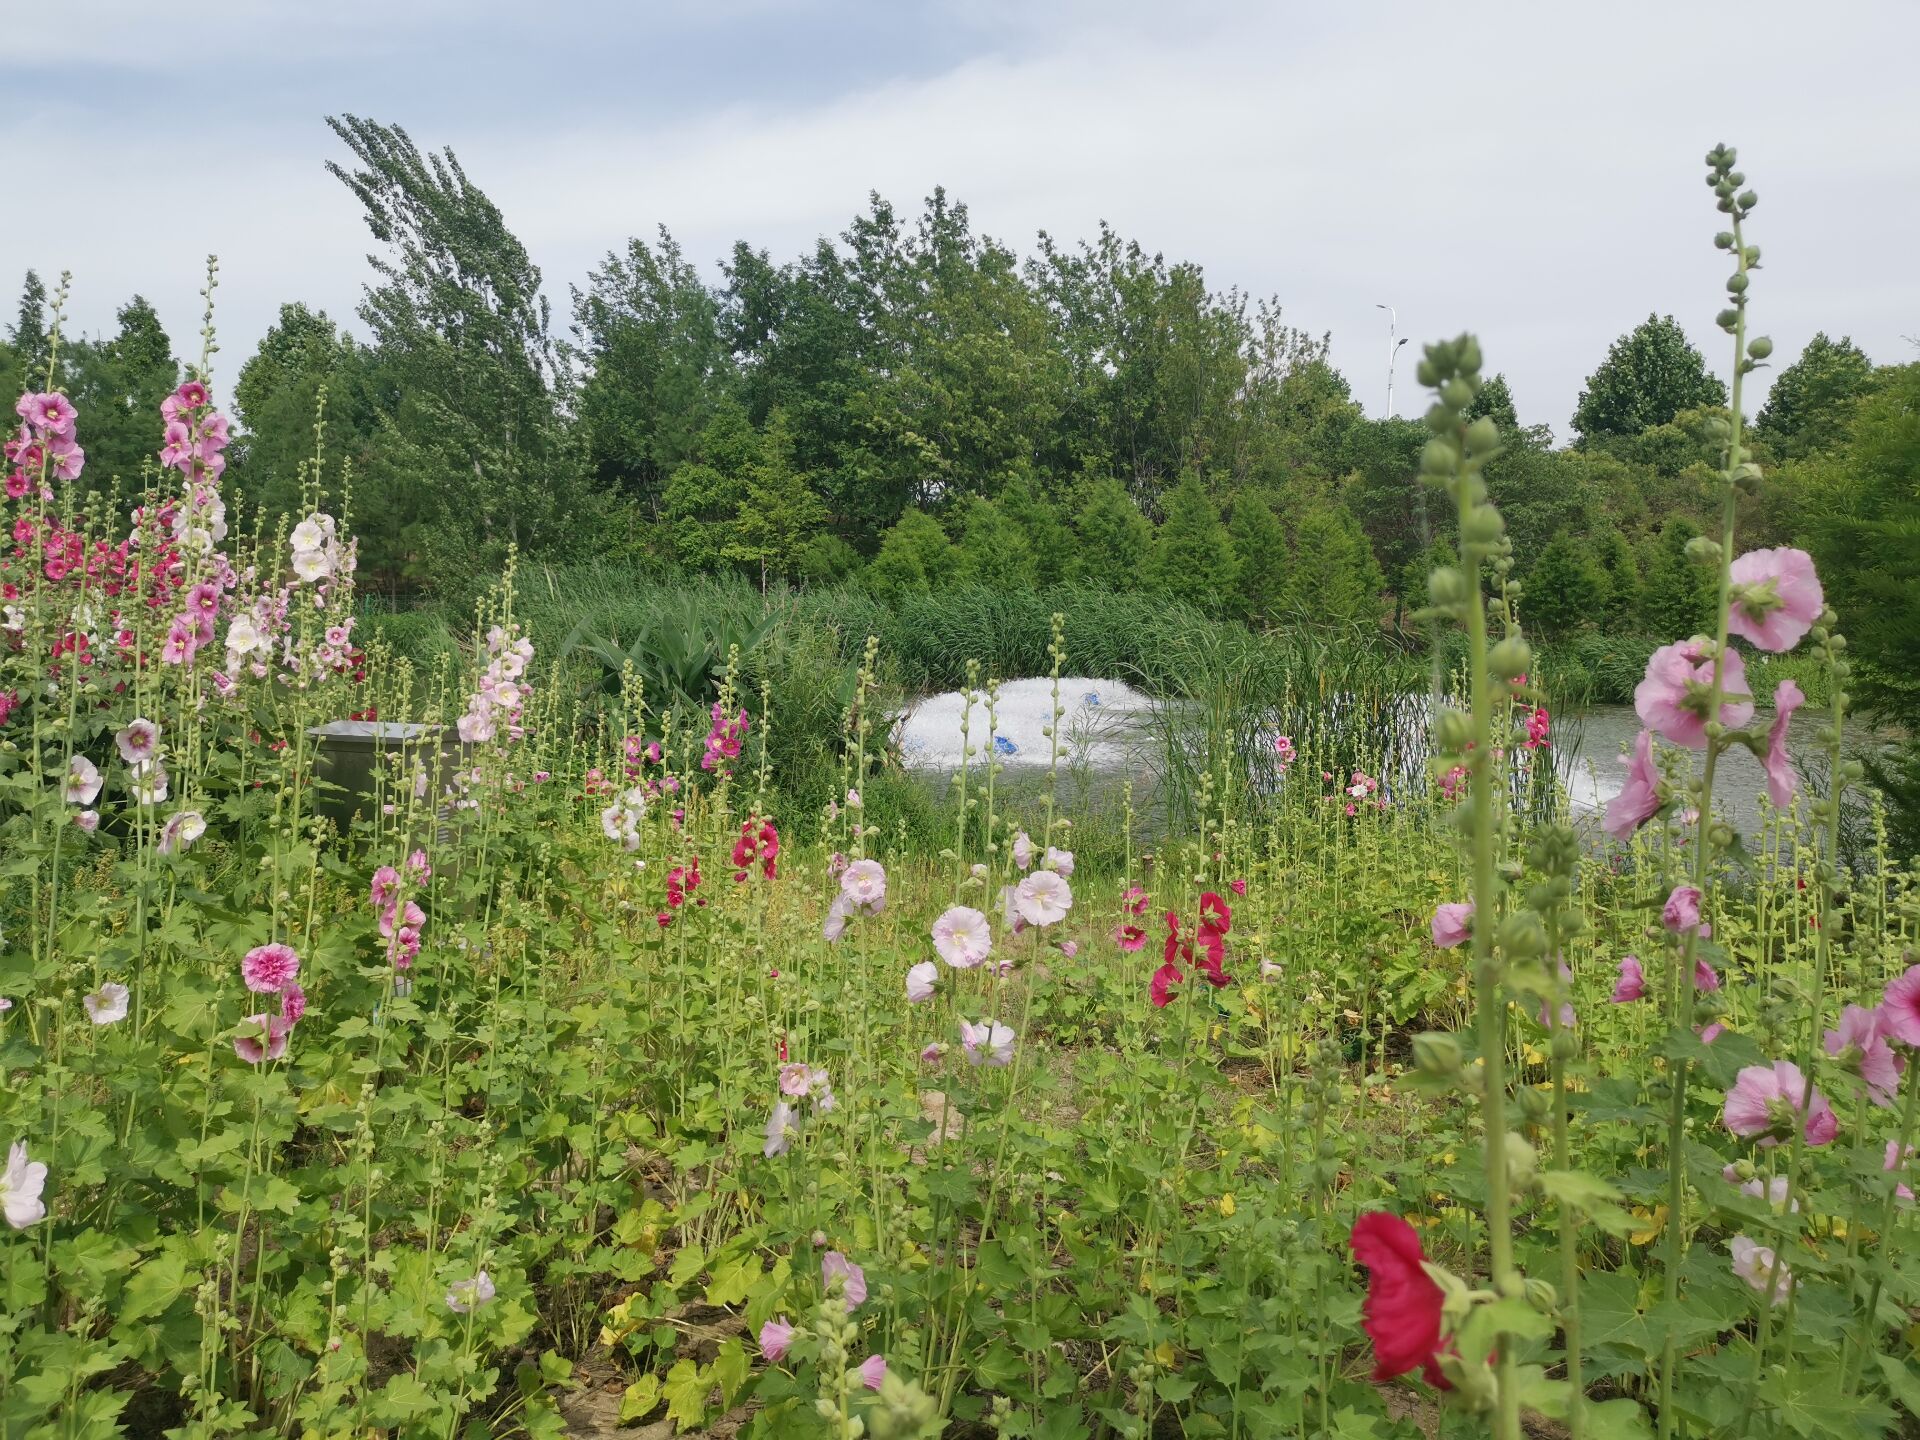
[11,0,1918,433]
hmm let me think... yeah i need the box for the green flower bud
[1464,416,1500,455]
[1524,1276,1559,1313]
[1726,272,1749,294]
[1413,1031,1465,1076]
[1747,335,1773,359]
[1738,190,1757,210]
[1428,567,1471,610]
[1496,909,1547,958]
[1549,1028,1578,1061]
[1456,336,1482,375]
[1442,378,1474,409]
[1435,705,1472,752]
[1517,1085,1550,1123]
[1462,505,1506,546]
[1684,535,1722,566]
[1713,231,1735,249]
[1716,308,1739,332]
[1488,635,1531,680]
[1503,1131,1538,1188]
[1415,358,1439,388]
[1421,437,1460,475]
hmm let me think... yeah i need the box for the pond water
[895,681,1867,839]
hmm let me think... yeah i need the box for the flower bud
[1464,417,1500,454]
[1516,1085,1550,1123]
[1456,337,1482,375]
[1421,437,1460,475]
[1726,273,1749,294]
[1716,308,1738,332]
[1428,567,1470,609]
[1524,1276,1559,1313]
[1415,358,1439,388]
[1488,636,1531,680]
[1713,231,1735,249]
[1413,1031,1464,1077]
[1442,378,1474,409]
[1747,335,1773,360]
[1684,535,1722,567]
[1503,1131,1537,1187]
[1435,706,1472,752]
[1738,190,1758,210]
[1496,910,1547,958]
[1463,505,1506,546]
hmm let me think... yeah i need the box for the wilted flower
[0,1142,48,1229]
[1603,729,1664,842]
[1764,680,1805,809]
[83,981,129,1025]
[931,906,992,968]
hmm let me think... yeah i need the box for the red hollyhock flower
[1150,960,1183,1008]
[1349,1212,1451,1390]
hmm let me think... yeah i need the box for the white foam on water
[895,676,1156,772]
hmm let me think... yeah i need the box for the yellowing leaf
[1628,1205,1668,1246]
[1218,1193,1236,1217]
[618,1375,661,1423]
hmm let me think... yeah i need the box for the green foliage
[1284,503,1383,631]
[1227,488,1289,623]
[1150,471,1235,614]
[953,495,1037,591]
[60,296,179,486]
[1572,313,1728,443]
[721,409,827,588]
[867,509,958,602]
[1757,332,1877,460]
[1636,516,1715,637]
[1069,476,1155,587]
[1523,532,1607,638]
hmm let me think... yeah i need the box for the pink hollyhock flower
[115,717,160,764]
[822,894,852,943]
[1015,870,1072,926]
[931,906,992,968]
[821,1252,867,1308]
[1603,729,1665,841]
[1,1141,48,1229]
[1724,1060,1838,1147]
[1735,1175,1796,1212]
[1150,961,1183,1007]
[1694,958,1720,992]
[1229,877,1247,897]
[1634,640,1755,750]
[1012,831,1034,870]
[759,1317,794,1362]
[960,1018,1016,1067]
[241,942,300,994]
[905,961,938,1004]
[280,984,307,1025]
[858,1355,887,1390]
[1044,845,1074,876]
[1885,1141,1915,1205]
[1884,966,1920,1046]
[407,849,432,882]
[1824,1004,1902,1106]
[1764,680,1805,809]
[48,439,82,481]
[172,380,209,412]
[919,1042,945,1065]
[63,755,102,805]
[1700,1022,1726,1045]
[1524,707,1551,749]
[763,1101,798,1158]
[84,982,129,1025]
[1059,940,1078,958]
[1431,903,1473,949]
[840,859,887,913]
[75,810,99,833]
[1662,886,1703,936]
[232,1012,292,1064]
[445,1271,495,1313]
[1611,955,1645,1003]
[778,1062,815,1098]
[1730,1236,1792,1306]
[1122,885,1149,917]
[1116,923,1147,952]
[1727,547,1823,653]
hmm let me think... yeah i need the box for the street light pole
[1375,303,1408,418]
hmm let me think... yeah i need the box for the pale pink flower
[1662,886,1703,936]
[445,1272,495,1313]
[1059,940,1079,959]
[83,982,129,1025]
[241,942,300,994]
[1603,729,1664,841]
[920,1042,945,1065]
[1700,1022,1726,1045]
[960,1018,1016,1067]
[764,1100,798,1158]
[1,1142,48,1229]
[931,906,992,968]
[62,755,102,805]
[370,865,401,909]
[821,1252,867,1308]
[822,894,852,943]
[1724,1060,1838,1147]
[778,1063,816,1098]
[1735,1174,1797,1212]
[115,717,160,764]
[1885,1141,1915,1205]
[1043,845,1073,876]
[905,962,937,1004]
[1764,680,1805,810]
[1634,641,1754,750]
[1729,1236,1792,1306]
[1884,966,1920,1047]
[1611,956,1645,1003]
[1824,1004,1902,1106]
[839,859,887,913]
[1012,830,1034,870]
[1694,958,1720,992]
[759,1317,794,1362]
[280,984,308,1025]
[232,1012,292,1063]
[1431,902,1473,949]
[1014,870,1072,927]
[74,810,98,833]
[158,809,205,855]
[858,1355,887,1390]
[1727,547,1823,653]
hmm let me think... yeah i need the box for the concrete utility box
[305,721,465,836]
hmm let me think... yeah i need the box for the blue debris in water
[993,735,1020,755]
[1083,691,1101,706]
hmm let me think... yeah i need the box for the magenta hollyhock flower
[1229,877,1247,897]
[280,984,308,1025]
[1116,923,1147,952]
[1431,903,1473,949]
[1634,640,1755,750]
[1122,886,1149,917]
[1611,955,1646,1003]
[1694,958,1720,992]
[931,906,991,968]
[1603,729,1664,841]
[858,1355,887,1390]
[1825,1004,1902,1106]
[1764,680,1806,809]
[1662,886,1703,936]
[1727,547,1823,653]
[905,961,937,1004]
[821,1252,867,1308]
[759,1316,794,1362]
[1015,870,1072,926]
[1149,961,1182,1008]
[241,942,300,995]
[1700,1022,1726,1045]
[1724,1060,1838,1147]
[1059,940,1079,958]
[1884,966,1920,1047]
[232,1013,292,1064]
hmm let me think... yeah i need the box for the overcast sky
[7,0,1916,438]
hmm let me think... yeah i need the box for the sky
[6,0,1917,437]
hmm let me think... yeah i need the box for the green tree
[1283,503,1383,630]
[1636,517,1715,636]
[1592,529,1641,632]
[326,114,586,578]
[4,271,49,399]
[1226,488,1288,623]
[1465,372,1520,432]
[1149,471,1235,614]
[1523,532,1606,639]
[867,509,958,601]
[954,496,1037,590]
[1069,476,1155,588]
[723,410,827,589]
[661,402,759,571]
[1572,314,1727,444]
[61,296,179,486]
[997,478,1076,587]
[1755,332,1875,460]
